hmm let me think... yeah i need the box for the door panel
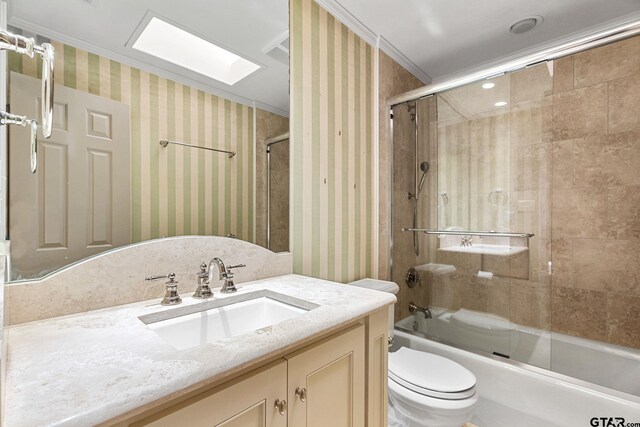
[217,401,266,427]
[9,72,131,278]
[286,324,365,427]
[137,360,287,427]
[307,354,354,426]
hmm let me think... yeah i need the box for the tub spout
[409,302,432,319]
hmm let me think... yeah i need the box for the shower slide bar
[0,28,56,173]
[402,228,535,238]
[159,139,236,158]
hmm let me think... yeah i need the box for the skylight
[132,17,261,85]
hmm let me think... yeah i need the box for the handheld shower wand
[417,161,430,196]
[411,161,430,256]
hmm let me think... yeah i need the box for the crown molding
[254,101,289,118]
[313,0,377,46]
[378,36,431,84]
[7,16,286,114]
[431,10,640,84]
[314,0,430,84]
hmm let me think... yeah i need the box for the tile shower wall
[290,0,375,282]
[9,42,255,244]
[378,51,424,282]
[390,97,438,322]
[549,36,640,349]
[255,110,289,250]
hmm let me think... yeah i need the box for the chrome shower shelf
[402,228,535,238]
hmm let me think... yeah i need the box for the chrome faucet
[460,235,473,247]
[145,273,182,305]
[206,257,246,293]
[409,301,432,319]
[193,262,213,299]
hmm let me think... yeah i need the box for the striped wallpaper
[9,42,255,244]
[290,0,375,282]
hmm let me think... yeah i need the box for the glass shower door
[267,138,289,252]
[392,64,553,369]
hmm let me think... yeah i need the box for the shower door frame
[265,132,289,250]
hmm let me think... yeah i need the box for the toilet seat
[388,347,476,400]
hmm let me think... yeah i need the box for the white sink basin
[140,290,317,350]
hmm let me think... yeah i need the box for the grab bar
[39,43,55,138]
[0,111,38,173]
[0,29,55,138]
[402,228,535,238]
[0,28,56,173]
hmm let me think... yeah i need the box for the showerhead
[417,161,430,193]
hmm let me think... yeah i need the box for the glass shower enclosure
[390,39,640,399]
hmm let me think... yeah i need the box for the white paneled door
[9,72,130,278]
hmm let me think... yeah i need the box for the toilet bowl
[388,347,477,427]
[349,278,478,427]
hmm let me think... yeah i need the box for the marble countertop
[5,274,395,427]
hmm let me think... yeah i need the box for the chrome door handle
[295,387,307,403]
[274,399,287,415]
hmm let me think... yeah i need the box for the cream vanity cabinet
[129,308,388,427]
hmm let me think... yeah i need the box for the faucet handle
[197,262,208,278]
[145,273,182,305]
[225,264,246,278]
[145,272,176,282]
[194,263,213,299]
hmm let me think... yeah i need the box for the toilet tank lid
[348,278,399,294]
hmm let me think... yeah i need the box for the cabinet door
[136,360,287,427]
[286,324,365,427]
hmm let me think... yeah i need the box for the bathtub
[392,328,640,427]
[396,308,640,398]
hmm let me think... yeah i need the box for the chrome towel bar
[159,139,236,158]
[402,228,535,238]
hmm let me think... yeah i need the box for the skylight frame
[126,11,263,86]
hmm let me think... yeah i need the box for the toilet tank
[348,278,399,337]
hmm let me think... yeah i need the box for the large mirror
[5,0,290,280]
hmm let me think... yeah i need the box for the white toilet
[349,279,478,427]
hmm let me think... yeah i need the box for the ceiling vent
[510,16,544,34]
[264,30,289,65]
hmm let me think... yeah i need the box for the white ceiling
[8,0,640,113]
[7,0,290,115]
[334,0,640,82]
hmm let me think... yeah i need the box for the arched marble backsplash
[5,236,292,325]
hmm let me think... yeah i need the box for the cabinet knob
[274,399,287,415]
[295,387,307,403]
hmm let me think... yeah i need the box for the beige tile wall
[255,110,289,249]
[378,51,424,283]
[549,36,640,349]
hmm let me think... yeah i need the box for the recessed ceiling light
[482,82,495,89]
[495,101,508,107]
[132,17,261,85]
[510,16,543,34]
